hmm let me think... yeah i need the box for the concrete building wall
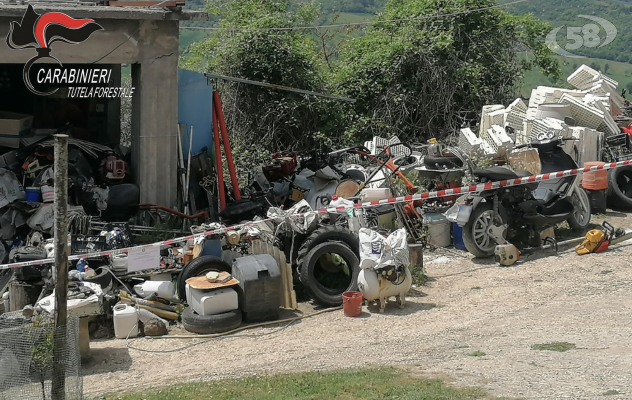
[0,7,192,207]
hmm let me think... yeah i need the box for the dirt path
[84,211,632,400]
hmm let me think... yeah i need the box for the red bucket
[342,291,363,317]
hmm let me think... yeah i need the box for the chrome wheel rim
[472,210,500,252]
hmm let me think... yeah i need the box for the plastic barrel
[452,222,467,250]
[342,291,363,317]
[24,187,41,202]
[582,162,608,190]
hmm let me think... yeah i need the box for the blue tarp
[177,69,213,156]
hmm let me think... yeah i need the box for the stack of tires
[296,226,361,307]
[177,256,242,334]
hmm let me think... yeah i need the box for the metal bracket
[487,224,509,245]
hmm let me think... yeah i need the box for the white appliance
[185,284,239,316]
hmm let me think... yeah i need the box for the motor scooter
[452,136,592,257]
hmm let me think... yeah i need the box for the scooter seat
[532,188,561,205]
[473,167,532,181]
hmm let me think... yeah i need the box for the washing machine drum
[343,165,368,182]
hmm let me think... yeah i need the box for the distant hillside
[501,0,632,64]
[178,0,632,95]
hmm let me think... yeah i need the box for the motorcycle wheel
[567,187,591,232]
[462,202,505,258]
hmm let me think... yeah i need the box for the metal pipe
[138,204,208,220]
[213,91,241,201]
[212,98,226,211]
[205,73,355,103]
[52,134,69,400]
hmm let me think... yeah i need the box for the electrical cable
[90,22,145,64]
[125,306,343,354]
[179,0,533,32]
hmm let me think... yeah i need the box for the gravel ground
[85,211,632,400]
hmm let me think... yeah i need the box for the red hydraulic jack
[212,90,241,212]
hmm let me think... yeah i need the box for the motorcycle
[453,136,592,257]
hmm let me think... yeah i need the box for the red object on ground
[342,291,363,317]
[213,91,241,201]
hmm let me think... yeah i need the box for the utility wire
[179,0,533,32]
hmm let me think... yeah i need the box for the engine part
[494,244,520,266]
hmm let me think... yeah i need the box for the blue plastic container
[25,187,41,202]
[200,238,222,257]
[453,222,467,251]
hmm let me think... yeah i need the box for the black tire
[462,201,505,258]
[606,166,632,210]
[84,267,113,289]
[176,256,232,301]
[181,307,242,334]
[295,225,359,268]
[567,187,591,232]
[423,154,463,169]
[299,242,360,307]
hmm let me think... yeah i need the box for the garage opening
[0,62,141,224]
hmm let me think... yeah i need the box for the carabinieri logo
[6,5,103,96]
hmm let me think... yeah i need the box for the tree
[335,0,560,141]
[604,63,610,74]
[590,62,601,71]
[180,0,348,178]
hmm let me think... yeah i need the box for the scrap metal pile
[4,65,632,343]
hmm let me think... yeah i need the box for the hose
[145,305,342,340]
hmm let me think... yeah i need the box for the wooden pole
[51,134,69,400]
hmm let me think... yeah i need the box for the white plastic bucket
[423,213,451,248]
[41,185,54,203]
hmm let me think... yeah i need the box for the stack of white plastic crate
[529,117,572,142]
[567,64,617,91]
[478,105,506,137]
[482,125,514,157]
[468,64,624,163]
[562,127,603,166]
[505,98,527,143]
[364,136,409,158]
[458,127,484,157]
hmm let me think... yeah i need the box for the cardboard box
[0,111,34,148]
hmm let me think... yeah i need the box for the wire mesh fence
[0,312,82,400]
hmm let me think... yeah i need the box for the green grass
[603,389,622,396]
[97,367,508,400]
[600,270,614,275]
[469,350,487,357]
[531,342,577,352]
[471,286,482,290]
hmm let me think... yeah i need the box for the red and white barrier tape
[1,159,629,270]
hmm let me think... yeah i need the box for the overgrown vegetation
[99,366,507,400]
[179,0,559,174]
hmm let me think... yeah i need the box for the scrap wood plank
[249,240,297,310]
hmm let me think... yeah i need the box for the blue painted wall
[177,69,213,156]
